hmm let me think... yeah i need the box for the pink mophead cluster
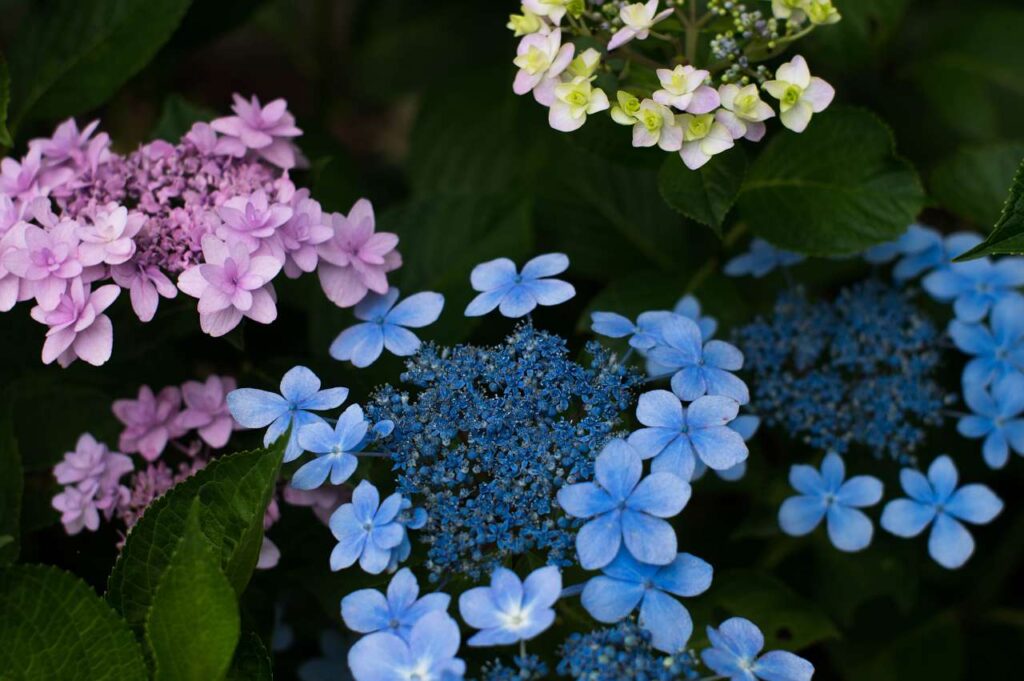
[1,94,401,367]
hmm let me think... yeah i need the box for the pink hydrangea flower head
[2,219,83,309]
[77,204,143,266]
[110,259,178,322]
[176,375,239,448]
[316,198,401,308]
[211,94,303,169]
[177,234,283,336]
[54,433,133,488]
[215,189,293,251]
[278,189,332,278]
[29,279,119,367]
[112,385,185,461]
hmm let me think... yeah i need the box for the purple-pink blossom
[176,375,239,448]
[3,220,83,309]
[51,433,132,535]
[211,94,304,169]
[29,279,119,367]
[112,385,185,461]
[215,189,293,252]
[317,198,401,308]
[76,204,143,266]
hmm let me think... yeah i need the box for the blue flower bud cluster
[556,621,700,681]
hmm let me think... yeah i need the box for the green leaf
[151,93,216,141]
[6,0,194,131]
[225,632,273,681]
[803,0,910,73]
[106,442,284,631]
[954,155,1024,260]
[146,502,241,681]
[831,612,964,681]
[0,564,148,680]
[737,107,925,255]
[659,146,747,235]
[931,143,1024,229]
[0,406,21,564]
[0,51,11,147]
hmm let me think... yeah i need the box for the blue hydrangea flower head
[347,611,465,681]
[958,373,1024,468]
[330,288,445,367]
[581,549,713,654]
[459,566,561,647]
[724,238,805,279]
[557,438,691,569]
[292,404,368,489]
[647,315,749,404]
[329,480,410,574]
[778,452,883,552]
[366,324,640,581]
[735,281,950,461]
[949,294,1024,391]
[881,455,1003,569]
[557,622,699,680]
[341,568,451,642]
[923,233,1024,322]
[702,617,814,681]
[674,294,718,340]
[479,655,549,681]
[629,390,748,479]
[464,253,575,318]
[227,365,349,462]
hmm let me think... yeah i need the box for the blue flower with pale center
[341,568,451,642]
[227,365,348,462]
[464,253,576,318]
[949,294,1024,391]
[647,315,749,404]
[557,439,691,569]
[581,549,713,654]
[778,452,883,552]
[864,223,946,280]
[958,372,1024,469]
[628,390,747,479]
[330,288,445,368]
[329,480,409,574]
[922,233,1024,322]
[701,617,814,681]
[459,566,561,647]
[724,238,805,278]
[881,455,1003,569]
[292,404,368,489]
[347,611,465,681]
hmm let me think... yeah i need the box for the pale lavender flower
[112,385,186,461]
[29,279,119,367]
[211,94,304,169]
[175,375,239,449]
[316,199,401,308]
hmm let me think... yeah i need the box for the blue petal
[556,482,616,518]
[686,395,739,429]
[488,568,524,614]
[621,510,677,566]
[382,324,422,357]
[353,288,399,322]
[819,452,845,491]
[470,258,517,291]
[581,576,644,623]
[521,278,575,307]
[835,476,883,508]
[291,456,335,490]
[639,589,692,653]
[689,425,747,470]
[826,505,874,552]
[520,252,569,280]
[329,454,357,486]
[983,431,1010,469]
[928,513,975,569]
[944,484,1003,524]
[703,340,744,371]
[671,366,707,402]
[386,567,420,612]
[351,480,380,522]
[602,548,658,583]
[337,404,369,450]
[576,511,623,570]
[459,587,504,630]
[648,435,697,480]
[716,617,765,659]
[498,284,537,318]
[927,455,959,504]
[407,611,461,668]
[702,367,750,404]
[341,588,390,633]
[594,439,642,500]
[948,320,993,355]
[347,631,408,681]
[752,650,815,681]
[467,626,519,647]
[628,427,682,461]
[522,565,562,611]
[653,553,713,597]
[359,539,393,574]
[922,268,967,302]
[660,315,703,361]
[626,473,690,517]
[386,291,444,328]
[279,365,322,402]
[297,420,338,454]
[636,390,685,429]
[375,493,405,525]
[992,294,1024,340]
[329,531,367,571]
[227,388,289,428]
[954,291,990,323]
[788,464,824,496]
[515,608,555,641]
[330,323,385,367]
[880,499,935,538]
[899,468,934,504]
[591,311,636,338]
[299,387,349,411]
[778,496,826,536]
[464,287,509,317]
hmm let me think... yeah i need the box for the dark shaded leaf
[0,404,20,564]
[151,93,216,141]
[659,146,747,235]
[0,51,11,147]
[955,155,1024,259]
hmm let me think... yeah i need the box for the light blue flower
[459,566,561,647]
[778,452,883,552]
[628,390,747,479]
[387,503,428,572]
[701,617,814,681]
[591,310,672,350]
[557,439,690,569]
[922,233,1024,322]
[949,295,1024,390]
[329,480,408,574]
[292,404,368,489]
[330,288,445,368]
[881,455,1003,569]
[691,415,759,483]
[464,253,575,318]
[341,568,451,641]
[724,238,805,278]
[673,294,717,340]
[646,315,749,404]
[864,223,946,281]
[958,373,1024,469]
[347,611,465,681]
[581,549,712,654]
[227,365,349,462]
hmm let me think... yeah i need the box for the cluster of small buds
[507,0,838,168]
[0,94,401,367]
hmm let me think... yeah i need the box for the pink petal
[318,263,368,308]
[245,286,278,324]
[72,315,113,366]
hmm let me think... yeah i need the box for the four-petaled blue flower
[881,455,1003,569]
[778,452,883,553]
[959,373,1024,469]
[647,315,749,404]
[590,310,672,350]
[347,610,465,681]
[701,617,814,681]
[292,404,368,489]
[464,253,576,318]
[724,238,805,279]
[341,567,451,641]
[557,439,690,569]
[581,549,712,654]
[329,480,409,574]
[330,287,445,368]
[864,223,946,281]
[628,390,747,479]
[458,566,561,647]
[227,365,349,462]
[922,233,1024,322]
[949,294,1024,391]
